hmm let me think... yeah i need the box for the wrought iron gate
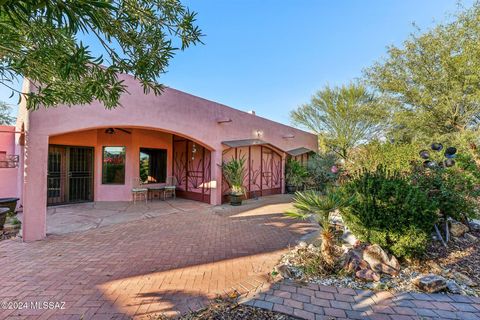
[47,145,94,205]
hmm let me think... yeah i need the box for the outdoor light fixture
[255,130,263,138]
[216,117,232,124]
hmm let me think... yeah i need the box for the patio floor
[44,199,212,235]
[0,195,317,319]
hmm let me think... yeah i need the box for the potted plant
[221,157,246,206]
[285,159,308,193]
[0,197,19,231]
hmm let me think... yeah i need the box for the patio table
[147,186,166,201]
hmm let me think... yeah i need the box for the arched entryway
[222,144,283,203]
[46,127,214,206]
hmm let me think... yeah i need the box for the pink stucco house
[0,73,317,241]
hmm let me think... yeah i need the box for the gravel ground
[154,298,299,320]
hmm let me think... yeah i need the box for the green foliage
[365,3,480,140]
[0,101,15,125]
[347,141,420,174]
[411,165,479,222]
[341,167,437,258]
[290,82,388,160]
[286,189,349,231]
[0,0,203,109]
[221,157,246,195]
[305,153,339,192]
[285,158,308,188]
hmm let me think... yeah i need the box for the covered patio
[42,199,211,235]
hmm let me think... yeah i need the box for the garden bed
[274,227,480,297]
[155,298,299,320]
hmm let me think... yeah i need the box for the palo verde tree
[291,83,388,161]
[365,2,480,142]
[0,0,203,110]
[0,101,15,125]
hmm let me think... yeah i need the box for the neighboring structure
[0,73,317,241]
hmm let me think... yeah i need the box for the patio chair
[164,176,177,200]
[132,177,148,204]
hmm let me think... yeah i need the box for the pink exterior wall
[16,74,317,241]
[49,128,173,201]
[0,126,18,198]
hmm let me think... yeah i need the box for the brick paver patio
[243,279,480,320]
[2,195,480,320]
[0,195,316,319]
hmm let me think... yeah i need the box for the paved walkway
[243,279,480,320]
[0,195,316,319]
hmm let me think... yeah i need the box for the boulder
[356,269,380,282]
[446,280,462,294]
[464,233,478,243]
[413,274,447,293]
[450,221,469,237]
[343,250,369,274]
[362,244,400,276]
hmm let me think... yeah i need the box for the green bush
[347,141,420,174]
[341,166,437,259]
[305,153,339,192]
[285,158,308,188]
[411,165,479,222]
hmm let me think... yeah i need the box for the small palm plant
[286,189,348,267]
[221,156,246,205]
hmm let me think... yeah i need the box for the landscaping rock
[276,264,294,279]
[453,271,477,287]
[356,269,380,282]
[464,233,478,243]
[450,221,469,237]
[446,280,462,294]
[343,250,368,273]
[470,221,480,231]
[413,274,447,293]
[362,244,400,276]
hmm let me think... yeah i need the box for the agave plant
[221,156,246,195]
[286,189,349,267]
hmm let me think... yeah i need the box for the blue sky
[0,0,473,125]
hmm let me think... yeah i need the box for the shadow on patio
[0,194,318,319]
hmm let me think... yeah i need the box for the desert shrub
[305,153,340,192]
[347,141,420,174]
[341,166,437,259]
[411,165,479,222]
[285,158,308,188]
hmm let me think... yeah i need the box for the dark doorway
[47,145,94,205]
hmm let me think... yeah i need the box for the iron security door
[47,146,94,205]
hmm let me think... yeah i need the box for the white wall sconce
[255,130,264,138]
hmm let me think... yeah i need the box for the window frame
[102,146,127,185]
[139,147,167,184]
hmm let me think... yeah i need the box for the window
[102,146,126,184]
[140,148,167,184]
